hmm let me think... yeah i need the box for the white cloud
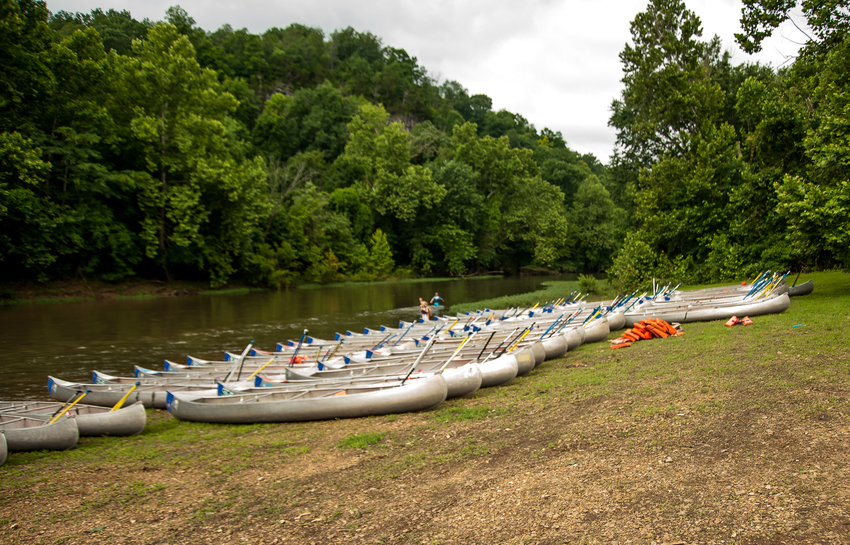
[46,0,804,162]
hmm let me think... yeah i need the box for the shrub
[577,274,600,295]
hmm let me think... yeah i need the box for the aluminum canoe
[0,415,79,451]
[0,401,146,437]
[166,373,448,424]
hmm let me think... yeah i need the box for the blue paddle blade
[254,376,262,387]
[166,392,175,412]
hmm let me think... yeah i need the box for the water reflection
[0,276,574,400]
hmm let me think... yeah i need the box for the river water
[0,275,576,400]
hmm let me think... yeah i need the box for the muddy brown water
[0,276,575,400]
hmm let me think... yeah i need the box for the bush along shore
[1,271,848,544]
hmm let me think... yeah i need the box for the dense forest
[1,0,848,290]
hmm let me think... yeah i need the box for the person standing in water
[430,292,445,307]
[419,297,431,320]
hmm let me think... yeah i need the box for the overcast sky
[46,0,806,162]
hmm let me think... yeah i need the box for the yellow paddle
[247,357,277,380]
[110,382,141,411]
[439,333,474,372]
[48,390,90,424]
[507,328,532,352]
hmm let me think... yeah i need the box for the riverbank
[1,271,847,544]
[0,278,213,305]
[0,274,508,305]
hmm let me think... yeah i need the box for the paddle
[223,341,255,383]
[401,336,437,385]
[507,323,535,353]
[110,382,141,411]
[245,358,277,380]
[369,333,392,350]
[791,267,804,288]
[541,313,565,338]
[556,308,583,333]
[324,340,344,362]
[48,390,91,424]
[49,390,83,420]
[288,329,309,367]
[438,331,477,372]
[391,323,416,347]
[479,327,519,363]
[475,331,497,360]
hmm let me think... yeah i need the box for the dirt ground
[2,326,848,545]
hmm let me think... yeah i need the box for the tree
[252,83,359,163]
[0,132,55,279]
[737,0,850,55]
[610,0,723,166]
[569,175,621,272]
[115,23,268,285]
[343,103,446,223]
[368,228,394,279]
[0,0,54,135]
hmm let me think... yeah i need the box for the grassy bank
[0,271,848,544]
[448,279,605,314]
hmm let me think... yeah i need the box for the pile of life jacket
[610,318,683,349]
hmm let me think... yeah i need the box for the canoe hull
[74,404,147,436]
[583,318,610,343]
[541,335,567,360]
[166,374,448,424]
[513,348,536,376]
[530,342,547,368]
[50,376,172,410]
[0,417,79,451]
[442,364,482,398]
[684,293,790,322]
[606,311,626,331]
[788,280,814,296]
[564,329,582,351]
[477,355,519,388]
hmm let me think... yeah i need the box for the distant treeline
[1,2,619,288]
[1,1,847,290]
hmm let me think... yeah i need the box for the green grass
[198,287,263,296]
[336,432,387,449]
[433,406,493,423]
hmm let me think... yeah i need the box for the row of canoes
[43,309,615,424]
[2,277,808,458]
